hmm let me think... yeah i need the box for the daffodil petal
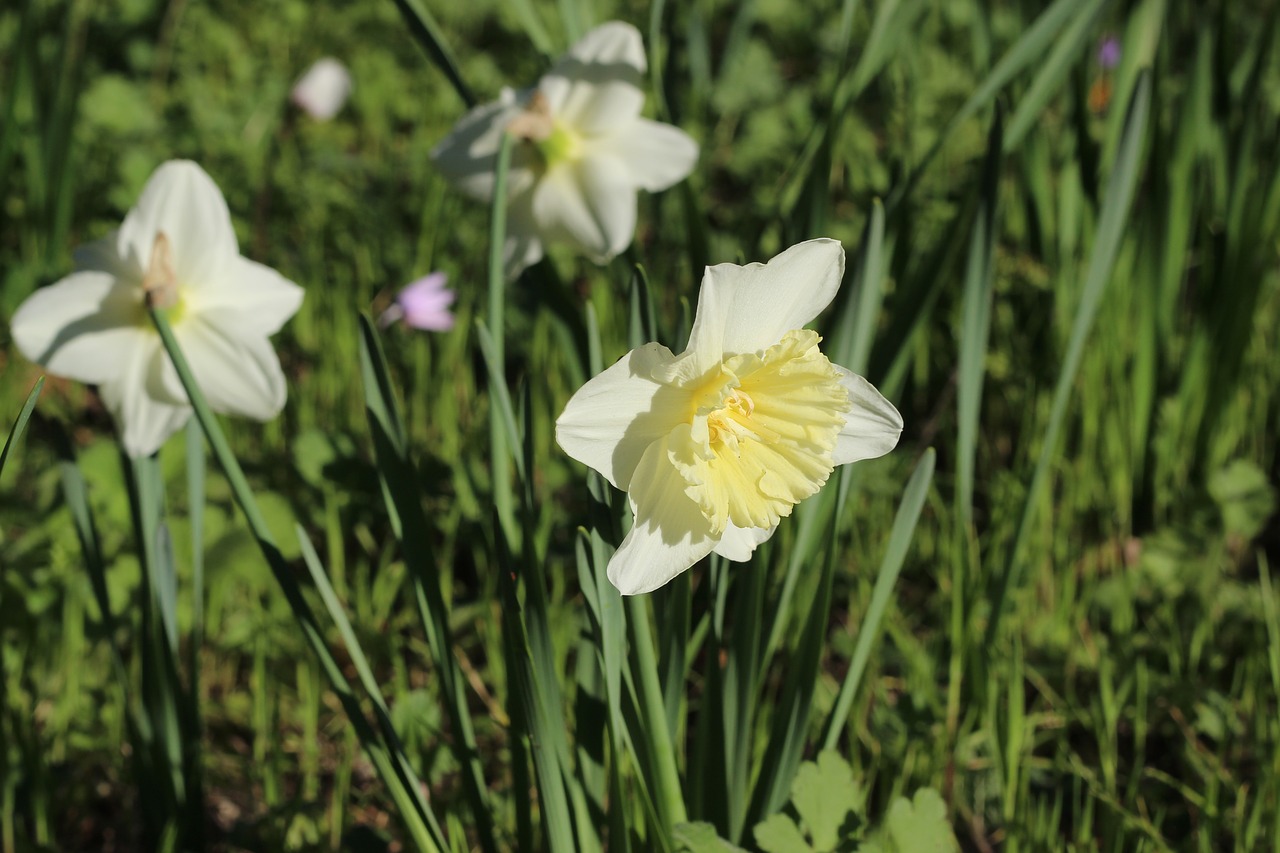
[712,523,776,561]
[190,257,304,336]
[10,271,149,385]
[609,434,718,594]
[117,161,238,287]
[609,119,699,192]
[831,366,903,465]
[556,342,689,490]
[430,88,531,202]
[503,187,546,280]
[533,154,635,262]
[685,238,845,364]
[541,22,646,134]
[100,340,192,458]
[162,318,288,420]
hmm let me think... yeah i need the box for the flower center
[669,329,851,534]
[505,90,581,168]
[536,121,580,165]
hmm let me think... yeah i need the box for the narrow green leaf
[956,111,1003,524]
[356,314,498,853]
[148,308,447,853]
[388,0,477,108]
[0,376,43,478]
[987,72,1152,643]
[820,448,935,752]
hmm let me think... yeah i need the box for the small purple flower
[380,272,455,331]
[1097,36,1121,70]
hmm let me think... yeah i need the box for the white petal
[541,22,646,134]
[117,161,240,286]
[609,435,718,595]
[532,154,635,262]
[503,187,545,280]
[188,257,304,336]
[712,523,777,561]
[117,160,238,288]
[431,88,534,202]
[685,239,845,364]
[609,118,699,192]
[99,340,192,458]
[291,58,353,121]
[831,367,903,465]
[10,271,149,385]
[160,318,288,420]
[556,342,688,490]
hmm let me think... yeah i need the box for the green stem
[628,596,688,832]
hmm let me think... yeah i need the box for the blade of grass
[388,0,477,108]
[887,0,1097,211]
[627,594,689,835]
[820,448,936,751]
[956,110,1003,523]
[357,314,498,853]
[746,466,851,828]
[147,307,447,853]
[0,377,43,479]
[1002,0,1107,150]
[986,72,1152,645]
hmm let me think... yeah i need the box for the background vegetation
[1,0,1278,850]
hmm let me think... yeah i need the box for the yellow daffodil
[556,239,903,594]
[10,160,303,457]
[431,21,699,278]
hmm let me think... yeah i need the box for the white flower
[556,239,903,595]
[10,160,304,458]
[291,58,353,121]
[431,21,699,278]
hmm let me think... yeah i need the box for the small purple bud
[381,272,455,331]
[1097,37,1121,70]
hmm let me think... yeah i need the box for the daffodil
[556,239,903,595]
[431,21,699,278]
[10,160,303,458]
[291,57,353,121]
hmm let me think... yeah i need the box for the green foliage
[748,752,955,853]
[1,0,1279,850]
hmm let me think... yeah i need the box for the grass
[1,0,1279,850]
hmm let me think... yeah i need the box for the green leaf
[753,751,863,853]
[859,789,956,853]
[674,822,749,853]
[0,376,43,479]
[1208,459,1277,542]
[792,753,862,851]
[754,814,814,853]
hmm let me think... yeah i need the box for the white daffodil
[10,160,303,458]
[431,21,699,278]
[556,239,903,595]
[291,57,353,121]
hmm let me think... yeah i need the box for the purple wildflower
[380,273,456,332]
